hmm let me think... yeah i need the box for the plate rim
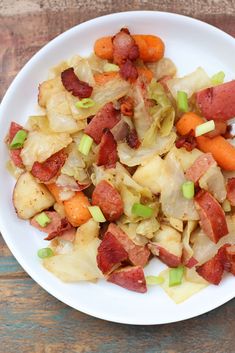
[0,10,234,325]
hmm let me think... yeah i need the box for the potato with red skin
[92,180,124,221]
[185,153,215,183]
[226,178,235,206]
[84,102,120,144]
[226,245,235,275]
[97,231,128,274]
[107,266,147,293]
[196,255,224,285]
[148,226,182,268]
[195,80,235,121]
[194,190,228,243]
[97,129,118,168]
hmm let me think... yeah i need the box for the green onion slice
[103,63,120,72]
[222,199,231,212]
[35,212,51,227]
[9,130,27,149]
[146,275,164,285]
[88,206,106,223]
[182,181,195,200]
[75,98,95,109]
[78,134,93,155]
[132,203,153,218]
[195,120,215,137]
[37,247,54,259]
[169,266,184,287]
[177,91,189,112]
[211,71,225,85]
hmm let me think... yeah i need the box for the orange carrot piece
[47,183,63,205]
[94,72,119,85]
[137,67,154,82]
[94,34,165,63]
[94,37,113,60]
[133,35,165,62]
[64,191,91,227]
[176,112,235,171]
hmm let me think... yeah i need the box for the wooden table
[1,1,234,352]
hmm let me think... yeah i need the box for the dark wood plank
[0,1,235,352]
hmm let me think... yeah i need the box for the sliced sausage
[196,80,235,121]
[97,129,118,168]
[107,266,147,293]
[97,231,128,274]
[226,178,235,206]
[185,153,215,183]
[31,149,67,182]
[196,254,224,285]
[92,180,124,221]
[106,223,150,267]
[84,102,120,144]
[8,122,25,168]
[194,190,228,243]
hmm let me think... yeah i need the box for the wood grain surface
[0,1,235,352]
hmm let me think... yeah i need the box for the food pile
[6,28,235,302]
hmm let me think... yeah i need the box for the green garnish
[195,120,215,137]
[37,248,54,259]
[78,134,93,155]
[211,71,225,85]
[75,98,95,109]
[103,63,120,72]
[222,199,231,212]
[131,203,153,218]
[177,91,189,112]
[88,206,106,223]
[9,130,27,149]
[146,275,164,285]
[169,266,184,287]
[35,212,51,227]
[182,181,195,200]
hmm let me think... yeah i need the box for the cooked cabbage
[26,115,50,133]
[21,131,72,169]
[61,143,89,183]
[136,217,160,239]
[160,268,208,304]
[117,132,176,167]
[44,220,103,282]
[147,57,177,81]
[199,164,226,203]
[173,146,202,172]
[169,217,183,232]
[132,80,152,139]
[47,92,83,133]
[167,67,211,99]
[117,222,148,246]
[120,185,140,219]
[38,77,64,108]
[88,54,108,73]
[160,149,199,220]
[69,55,95,86]
[182,221,198,264]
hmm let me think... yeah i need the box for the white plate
[0,11,235,325]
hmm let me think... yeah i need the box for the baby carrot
[94,34,165,62]
[94,36,113,60]
[94,72,119,85]
[47,183,63,205]
[176,112,235,171]
[64,191,91,227]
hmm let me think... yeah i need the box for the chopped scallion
[103,63,120,72]
[78,134,93,155]
[222,199,231,212]
[88,206,106,223]
[35,212,51,227]
[211,71,225,85]
[195,120,215,137]
[169,266,184,287]
[131,203,153,218]
[75,98,95,109]
[37,247,54,259]
[146,275,164,285]
[9,130,27,149]
[182,181,195,200]
[177,91,188,112]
